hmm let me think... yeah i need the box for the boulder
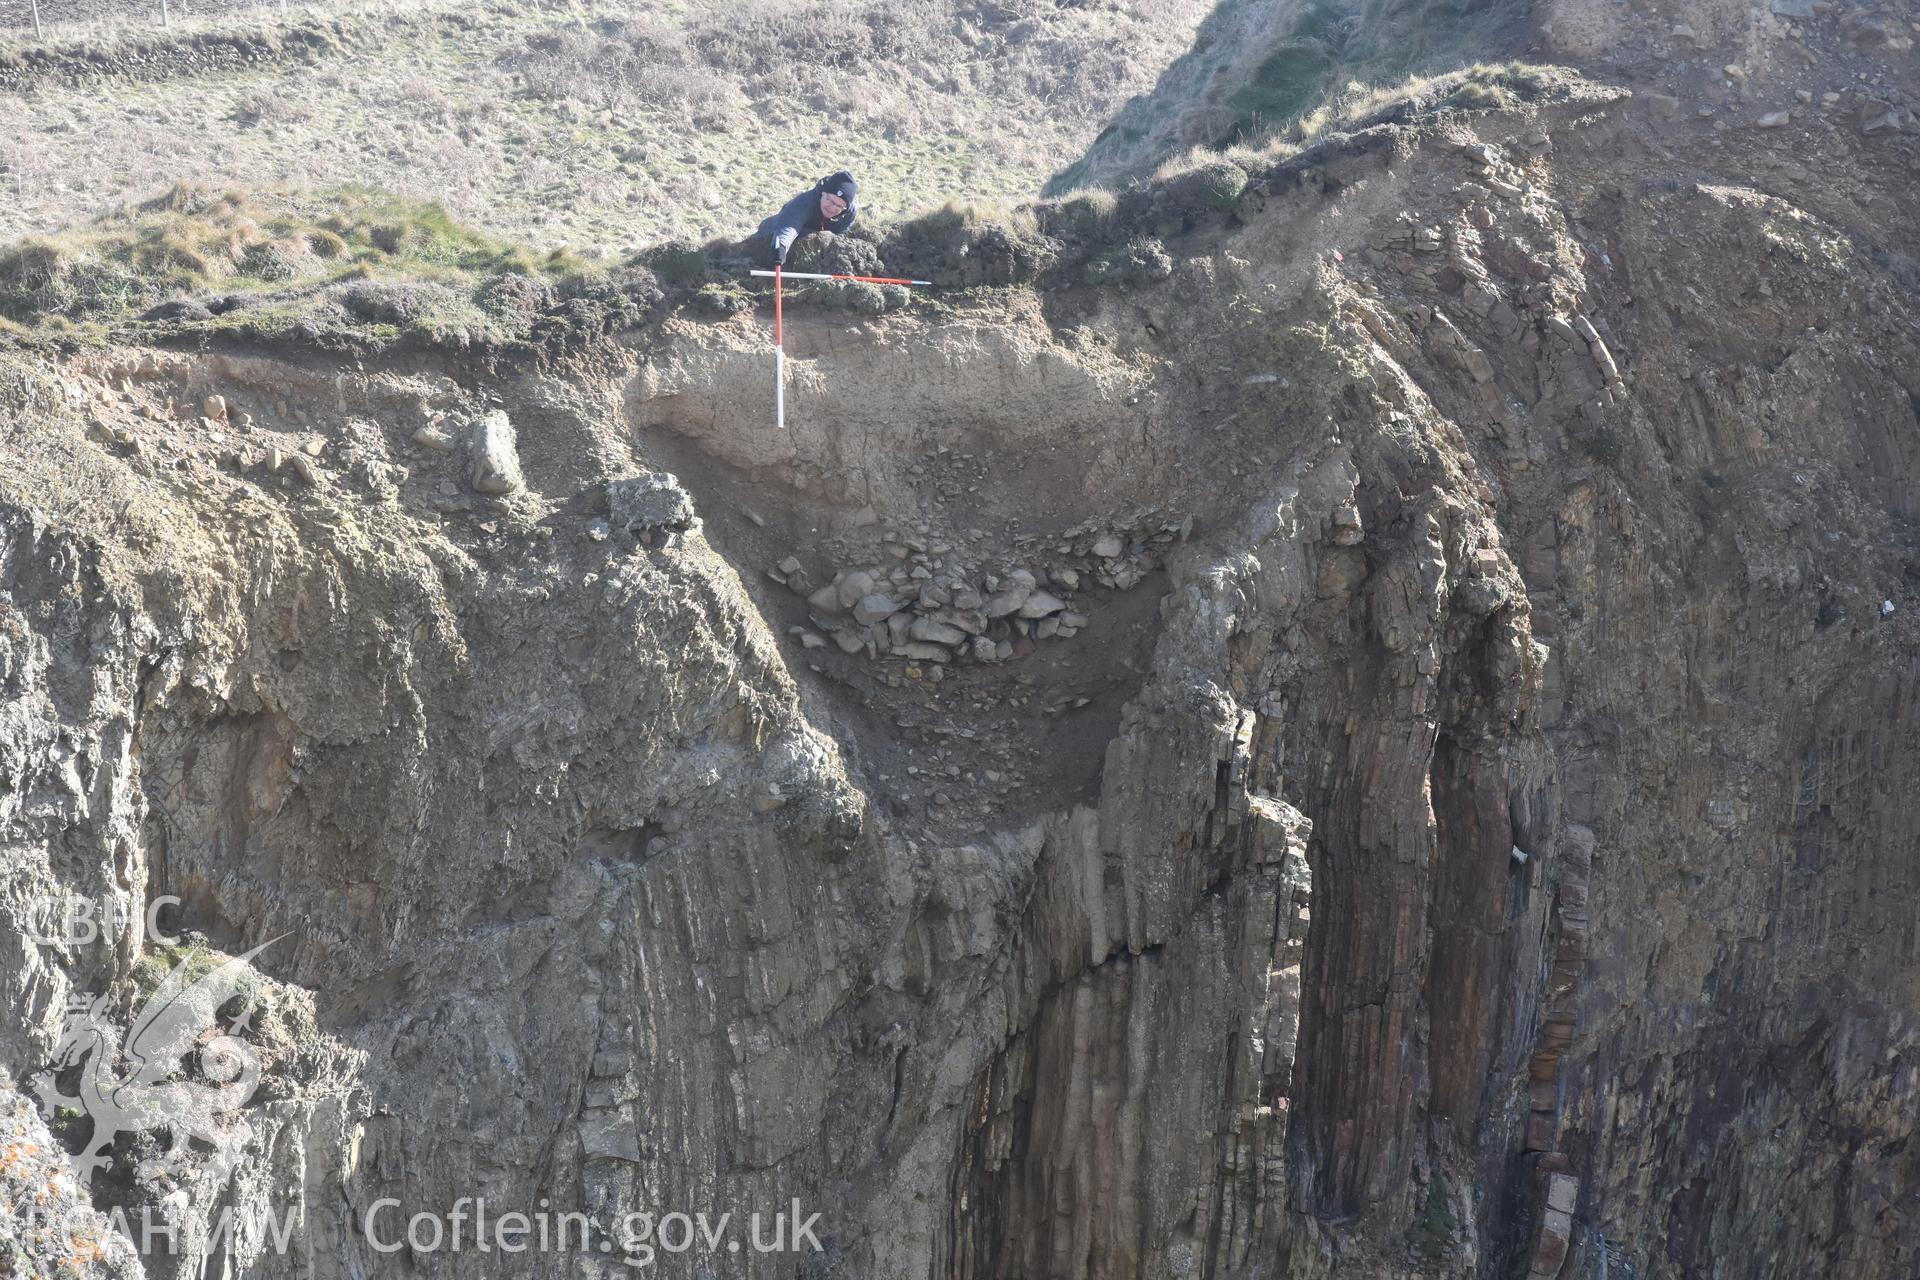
[854,594,903,625]
[608,471,694,531]
[469,410,525,495]
[909,618,968,646]
[836,570,878,609]
[1018,591,1067,619]
[1860,103,1905,135]
[985,585,1032,618]
[933,609,988,635]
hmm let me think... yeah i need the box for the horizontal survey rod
[749,270,932,286]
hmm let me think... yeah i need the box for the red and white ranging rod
[750,268,933,430]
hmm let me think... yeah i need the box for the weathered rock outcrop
[3,54,1919,1280]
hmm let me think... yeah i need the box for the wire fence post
[160,0,171,27]
[30,0,44,40]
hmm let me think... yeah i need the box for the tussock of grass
[1150,153,1252,212]
[639,240,713,286]
[901,197,1038,241]
[1035,188,1121,242]
[232,87,316,126]
[1062,189,1118,224]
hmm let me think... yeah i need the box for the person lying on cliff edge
[754,171,858,269]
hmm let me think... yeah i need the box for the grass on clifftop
[0,183,586,338]
[1156,60,1566,177]
[0,55,1600,351]
[1047,0,1540,194]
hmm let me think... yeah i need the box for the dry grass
[903,196,1039,238]
[232,87,314,126]
[0,182,583,329]
[1178,60,1565,174]
[0,0,1219,258]
[1048,0,1539,194]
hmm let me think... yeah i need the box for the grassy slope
[1046,0,1533,194]
[0,0,1213,253]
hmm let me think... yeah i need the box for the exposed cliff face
[3,58,1919,1280]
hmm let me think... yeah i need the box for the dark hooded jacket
[756,171,858,266]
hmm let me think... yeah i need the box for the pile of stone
[1033,511,1192,588]
[768,513,1191,670]
[782,563,1086,667]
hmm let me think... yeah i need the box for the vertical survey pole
[749,269,930,431]
[774,265,785,431]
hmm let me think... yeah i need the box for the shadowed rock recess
[4,14,1920,1280]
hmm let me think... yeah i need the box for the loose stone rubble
[767,514,1190,672]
